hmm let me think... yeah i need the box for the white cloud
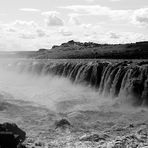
[19,8,41,12]
[61,5,148,26]
[42,11,64,26]
[110,0,121,1]
[0,19,67,50]
[83,0,121,2]
[19,33,36,39]
[9,20,39,31]
[59,27,73,36]
[68,13,81,26]
[36,29,46,37]
[1,20,47,39]
[109,32,120,39]
[132,8,148,27]
[61,5,131,21]
[0,13,7,16]
[84,0,95,3]
[82,30,148,44]
[63,5,148,28]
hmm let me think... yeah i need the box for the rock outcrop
[55,119,71,129]
[0,123,26,148]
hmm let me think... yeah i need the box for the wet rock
[0,132,18,148]
[79,133,107,142]
[0,122,26,142]
[18,144,27,148]
[0,122,26,148]
[113,137,126,148]
[128,123,134,128]
[35,141,44,147]
[55,119,71,129]
[0,132,27,148]
[136,128,148,143]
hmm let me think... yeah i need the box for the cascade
[2,59,148,106]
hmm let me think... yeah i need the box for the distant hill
[0,41,148,59]
[32,40,148,59]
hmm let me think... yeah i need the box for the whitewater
[0,59,148,148]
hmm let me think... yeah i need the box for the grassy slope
[33,41,148,59]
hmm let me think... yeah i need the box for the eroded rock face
[0,123,26,148]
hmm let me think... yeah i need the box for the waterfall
[2,59,148,106]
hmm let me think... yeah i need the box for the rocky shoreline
[1,118,148,148]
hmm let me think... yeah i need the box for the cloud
[109,32,120,39]
[59,27,73,36]
[61,5,108,15]
[68,13,81,26]
[0,20,67,51]
[36,29,46,37]
[42,11,64,26]
[110,0,121,1]
[62,5,148,27]
[0,13,7,16]
[103,31,147,44]
[19,33,36,39]
[82,30,147,44]
[132,8,148,26]
[10,20,39,30]
[61,5,131,21]
[19,8,41,12]
[2,20,47,39]
[83,0,121,2]
[84,0,95,3]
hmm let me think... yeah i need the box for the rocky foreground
[24,118,148,148]
[1,118,148,148]
[1,95,148,148]
[0,58,148,147]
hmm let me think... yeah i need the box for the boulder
[0,123,26,148]
[0,132,18,148]
[55,119,71,129]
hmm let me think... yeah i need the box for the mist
[0,59,147,114]
[0,65,105,113]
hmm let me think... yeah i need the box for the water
[0,59,148,147]
[0,62,106,112]
[2,59,148,106]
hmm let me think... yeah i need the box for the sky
[0,0,148,51]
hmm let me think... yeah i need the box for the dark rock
[129,123,134,128]
[35,141,43,147]
[55,119,71,129]
[0,123,26,148]
[17,144,27,148]
[79,133,107,142]
[0,122,26,142]
[0,132,17,148]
